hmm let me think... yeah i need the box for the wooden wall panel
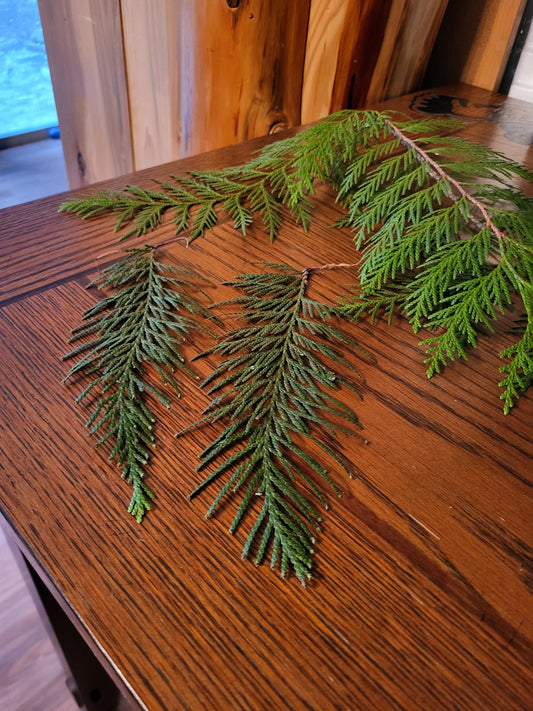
[301,0,355,123]
[121,0,182,171]
[176,0,311,157]
[38,0,133,188]
[40,0,450,182]
[121,0,311,167]
[425,0,527,92]
[366,0,449,103]
[302,0,449,123]
[457,0,526,90]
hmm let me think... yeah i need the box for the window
[0,0,58,139]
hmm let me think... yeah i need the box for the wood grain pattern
[120,0,182,171]
[121,0,310,164]
[365,0,449,103]
[455,0,526,91]
[300,0,350,122]
[0,87,531,711]
[176,0,311,156]
[301,0,448,123]
[0,132,287,308]
[426,0,527,92]
[38,0,133,187]
[40,0,447,180]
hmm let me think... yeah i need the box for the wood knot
[226,0,240,8]
[269,121,288,135]
[77,150,86,177]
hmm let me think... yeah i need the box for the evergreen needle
[59,109,532,410]
[63,247,215,521]
[178,264,371,584]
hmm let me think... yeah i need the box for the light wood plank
[176,0,311,156]
[121,0,182,171]
[300,0,348,122]
[459,0,526,90]
[122,0,310,166]
[426,0,527,92]
[366,0,449,103]
[38,0,133,187]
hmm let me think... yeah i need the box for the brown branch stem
[151,234,190,250]
[96,234,189,260]
[305,262,358,273]
[384,118,506,248]
[302,262,358,287]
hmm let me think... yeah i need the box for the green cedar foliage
[177,264,370,584]
[335,118,533,413]
[60,109,533,412]
[57,111,393,243]
[63,247,214,521]
[60,110,532,582]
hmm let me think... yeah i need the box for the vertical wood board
[39,0,452,181]
[425,0,527,92]
[459,0,527,90]
[301,0,351,122]
[38,0,133,188]
[178,0,311,156]
[302,0,448,123]
[366,0,449,103]
[121,0,182,171]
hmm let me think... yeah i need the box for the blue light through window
[0,0,58,139]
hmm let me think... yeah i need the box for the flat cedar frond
[57,111,404,244]
[337,114,533,411]
[60,112,532,411]
[177,264,371,584]
[63,247,214,521]
[499,319,533,414]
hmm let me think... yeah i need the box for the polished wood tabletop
[1,85,532,710]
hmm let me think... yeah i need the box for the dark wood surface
[0,85,532,711]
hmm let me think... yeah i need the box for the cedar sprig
[57,111,396,243]
[59,109,533,409]
[177,264,372,584]
[337,116,533,411]
[499,318,533,414]
[498,280,533,413]
[63,247,215,520]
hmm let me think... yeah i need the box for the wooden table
[1,86,532,710]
